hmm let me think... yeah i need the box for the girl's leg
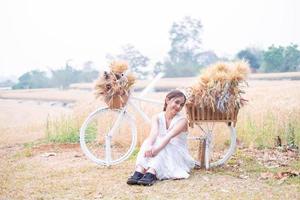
[127,165,145,185]
[135,164,146,174]
[137,168,158,186]
[145,167,156,175]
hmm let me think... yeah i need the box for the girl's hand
[145,148,158,157]
[144,145,153,157]
[144,149,153,157]
[151,147,158,157]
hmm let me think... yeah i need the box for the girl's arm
[143,116,159,157]
[151,118,188,156]
[146,115,159,145]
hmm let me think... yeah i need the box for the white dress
[136,112,195,180]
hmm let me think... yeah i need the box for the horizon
[0,0,299,78]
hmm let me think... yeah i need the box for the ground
[0,142,299,199]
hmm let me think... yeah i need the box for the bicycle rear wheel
[80,107,137,165]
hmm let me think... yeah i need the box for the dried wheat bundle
[186,60,250,113]
[94,61,136,108]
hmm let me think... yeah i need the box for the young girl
[127,90,195,186]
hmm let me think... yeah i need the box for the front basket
[105,93,129,109]
[185,104,239,127]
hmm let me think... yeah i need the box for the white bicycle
[80,74,238,168]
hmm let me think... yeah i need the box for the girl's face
[166,96,185,115]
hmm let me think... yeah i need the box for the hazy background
[1,1,300,198]
[1,0,299,79]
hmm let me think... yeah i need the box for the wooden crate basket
[185,104,239,127]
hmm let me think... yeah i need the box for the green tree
[262,45,285,72]
[107,44,150,79]
[283,44,300,71]
[12,61,99,90]
[78,61,99,82]
[51,65,80,89]
[237,48,262,71]
[198,51,219,67]
[0,80,15,87]
[13,70,50,89]
[153,61,164,76]
[165,16,203,77]
[262,44,300,72]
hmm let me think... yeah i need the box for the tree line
[4,16,300,89]
[12,63,98,89]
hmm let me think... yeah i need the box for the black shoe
[137,172,157,186]
[127,171,144,185]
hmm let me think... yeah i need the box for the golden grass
[237,80,300,148]
[0,99,72,146]
[250,71,300,79]
[1,79,299,149]
[0,88,93,102]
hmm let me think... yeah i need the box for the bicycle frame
[106,95,163,139]
[129,96,163,124]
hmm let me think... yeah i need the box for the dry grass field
[0,75,299,199]
[0,99,72,146]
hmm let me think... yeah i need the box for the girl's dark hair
[163,90,186,111]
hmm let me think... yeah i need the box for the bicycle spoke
[107,111,125,137]
[105,135,112,165]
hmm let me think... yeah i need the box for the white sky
[0,0,299,77]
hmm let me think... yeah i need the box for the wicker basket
[185,104,239,127]
[105,93,129,109]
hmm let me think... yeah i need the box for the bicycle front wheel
[80,107,137,165]
[188,122,237,169]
